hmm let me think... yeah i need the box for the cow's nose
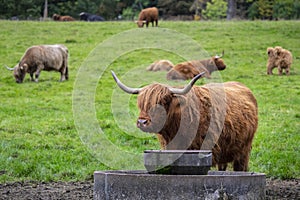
[137,119,148,127]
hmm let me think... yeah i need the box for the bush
[202,0,227,20]
[248,0,300,20]
[292,0,300,19]
[122,7,135,20]
[248,2,260,20]
[273,0,294,20]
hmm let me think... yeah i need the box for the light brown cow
[147,60,174,71]
[167,54,226,80]
[5,45,69,83]
[112,71,258,171]
[136,7,158,28]
[267,46,293,75]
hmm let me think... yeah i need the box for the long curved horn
[5,65,15,71]
[169,71,206,95]
[111,71,141,94]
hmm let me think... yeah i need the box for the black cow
[79,12,105,22]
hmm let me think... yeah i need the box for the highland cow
[52,14,75,21]
[147,60,174,71]
[136,7,158,28]
[79,12,105,22]
[5,45,69,83]
[112,71,258,171]
[267,46,293,75]
[167,54,226,80]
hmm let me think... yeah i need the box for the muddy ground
[0,178,299,199]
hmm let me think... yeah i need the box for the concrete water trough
[94,150,266,199]
[94,170,266,199]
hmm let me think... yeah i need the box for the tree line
[0,0,299,20]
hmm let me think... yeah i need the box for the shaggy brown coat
[52,14,75,21]
[267,46,293,75]
[136,7,158,28]
[136,81,258,171]
[7,45,69,83]
[147,60,174,71]
[166,56,226,80]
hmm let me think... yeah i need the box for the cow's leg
[267,63,274,75]
[155,20,158,27]
[278,66,283,76]
[35,65,44,82]
[233,159,248,171]
[60,71,66,81]
[34,73,40,82]
[233,152,250,171]
[30,73,34,81]
[59,66,67,82]
[286,65,290,75]
[218,163,227,171]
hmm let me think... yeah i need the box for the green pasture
[0,20,299,183]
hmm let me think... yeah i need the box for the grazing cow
[5,45,69,83]
[52,14,75,21]
[112,71,258,171]
[167,53,226,80]
[79,12,105,21]
[136,7,158,28]
[267,46,293,75]
[147,60,174,71]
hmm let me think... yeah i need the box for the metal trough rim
[144,150,212,154]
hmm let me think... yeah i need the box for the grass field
[0,20,299,183]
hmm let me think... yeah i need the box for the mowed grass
[0,20,299,183]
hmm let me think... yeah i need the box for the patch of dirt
[0,178,299,199]
[265,179,300,199]
[0,181,93,200]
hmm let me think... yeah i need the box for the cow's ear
[21,63,28,71]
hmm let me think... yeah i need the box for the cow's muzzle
[137,119,148,128]
[218,65,226,70]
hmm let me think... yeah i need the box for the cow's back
[40,45,67,71]
[168,60,208,79]
[202,81,258,123]
[139,7,158,21]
